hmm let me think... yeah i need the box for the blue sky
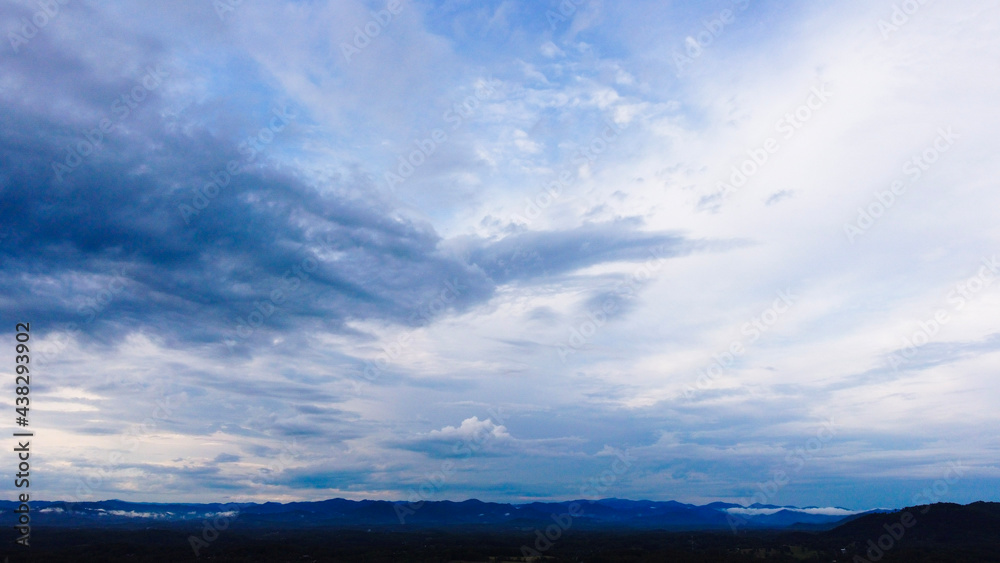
[1,0,998,510]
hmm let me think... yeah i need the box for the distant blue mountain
[0,498,879,531]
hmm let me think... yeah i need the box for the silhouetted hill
[815,501,1000,561]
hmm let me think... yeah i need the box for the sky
[1,0,998,511]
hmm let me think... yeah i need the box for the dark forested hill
[1,500,997,562]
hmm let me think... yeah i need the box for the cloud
[2,0,999,510]
[725,507,861,517]
[0,34,712,360]
[395,416,515,459]
[764,190,795,206]
[462,220,721,284]
[394,416,587,461]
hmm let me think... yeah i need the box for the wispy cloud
[1,0,998,509]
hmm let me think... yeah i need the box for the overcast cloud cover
[1,0,998,510]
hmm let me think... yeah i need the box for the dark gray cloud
[0,44,711,357]
[462,219,714,284]
[0,38,497,352]
[1,14,724,363]
[0,1,749,509]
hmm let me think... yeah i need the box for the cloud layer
[1,0,998,510]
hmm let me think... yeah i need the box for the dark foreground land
[3,502,998,562]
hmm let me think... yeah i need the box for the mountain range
[3,500,998,562]
[0,497,877,531]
